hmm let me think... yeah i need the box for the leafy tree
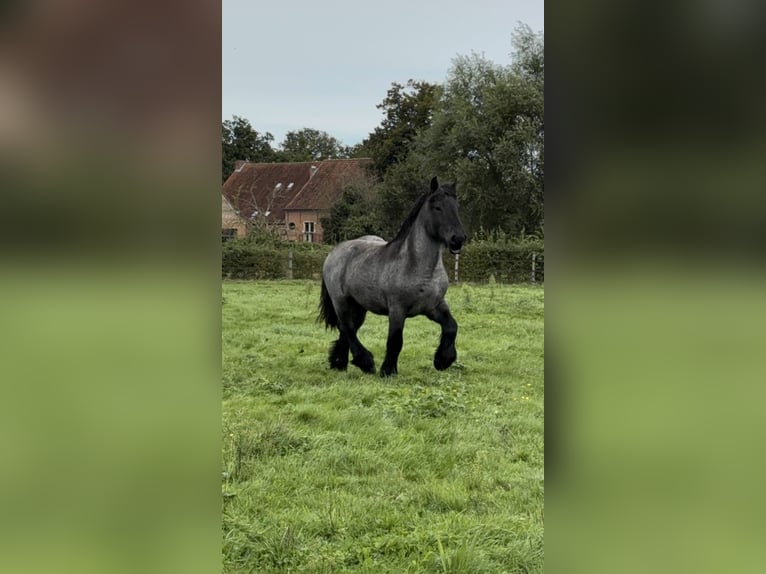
[346,141,371,159]
[511,22,544,85]
[359,80,441,176]
[222,116,277,182]
[279,128,350,162]
[417,24,544,236]
[320,181,382,243]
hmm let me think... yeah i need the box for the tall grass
[222,280,544,573]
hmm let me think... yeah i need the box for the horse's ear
[430,177,439,192]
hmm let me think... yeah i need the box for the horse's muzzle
[448,234,465,255]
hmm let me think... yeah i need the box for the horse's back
[357,235,386,243]
[323,236,385,277]
[322,236,390,313]
[324,236,386,267]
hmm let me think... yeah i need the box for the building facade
[221,158,372,243]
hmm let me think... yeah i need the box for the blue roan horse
[318,177,466,376]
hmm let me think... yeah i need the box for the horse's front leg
[426,300,458,371]
[380,308,405,377]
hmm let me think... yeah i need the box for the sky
[222,0,544,147]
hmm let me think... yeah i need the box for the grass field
[222,280,544,573]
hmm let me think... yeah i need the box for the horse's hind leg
[339,299,375,374]
[328,334,349,370]
[426,300,458,371]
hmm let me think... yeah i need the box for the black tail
[318,278,339,331]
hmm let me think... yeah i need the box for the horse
[318,176,466,377]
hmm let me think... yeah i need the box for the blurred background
[546,0,766,572]
[0,1,221,573]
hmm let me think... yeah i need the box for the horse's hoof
[434,349,456,371]
[380,364,398,377]
[351,354,376,374]
[329,354,349,370]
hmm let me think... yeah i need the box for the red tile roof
[284,158,372,211]
[222,158,372,224]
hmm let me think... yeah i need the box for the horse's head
[424,176,466,254]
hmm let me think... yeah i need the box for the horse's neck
[403,220,443,272]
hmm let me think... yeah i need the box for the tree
[278,128,350,162]
[320,181,382,244]
[359,80,441,176]
[417,25,544,236]
[222,116,277,182]
[511,23,544,85]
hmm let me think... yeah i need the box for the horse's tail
[318,277,338,331]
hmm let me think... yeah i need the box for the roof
[222,158,372,224]
[284,158,372,211]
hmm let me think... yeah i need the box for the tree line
[223,24,543,244]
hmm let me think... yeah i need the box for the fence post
[288,249,293,280]
[454,253,459,283]
[531,252,536,283]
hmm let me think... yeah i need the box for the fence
[221,243,330,280]
[446,252,544,283]
[442,246,544,284]
[222,241,544,283]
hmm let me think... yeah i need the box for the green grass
[222,280,544,573]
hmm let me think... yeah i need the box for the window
[303,221,315,243]
[288,222,296,230]
[221,228,237,242]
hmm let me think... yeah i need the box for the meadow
[222,280,544,573]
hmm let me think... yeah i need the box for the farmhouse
[221,158,372,242]
[221,194,247,240]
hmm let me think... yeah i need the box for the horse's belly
[403,281,448,317]
[354,293,388,316]
[406,297,439,317]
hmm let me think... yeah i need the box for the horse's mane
[387,183,456,245]
[388,190,431,245]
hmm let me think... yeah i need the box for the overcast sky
[222,0,544,146]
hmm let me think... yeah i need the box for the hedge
[222,241,332,280]
[222,239,543,283]
[443,240,544,283]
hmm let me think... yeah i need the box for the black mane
[388,183,456,245]
[388,190,431,245]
